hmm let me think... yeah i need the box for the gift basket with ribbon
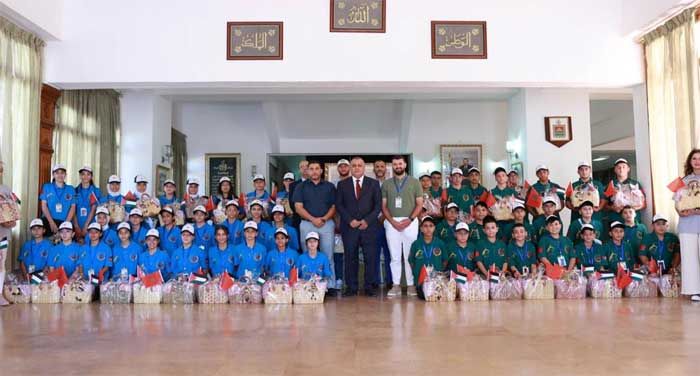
[453,268,489,302]
[100,270,133,304]
[229,274,264,304]
[183,196,209,220]
[106,201,126,224]
[587,272,622,299]
[263,274,293,304]
[162,273,197,304]
[489,272,523,300]
[650,270,681,298]
[674,178,700,211]
[136,194,161,218]
[422,268,456,302]
[553,269,587,299]
[61,274,95,304]
[0,193,20,223]
[623,270,659,298]
[610,182,645,210]
[490,196,516,222]
[132,269,164,304]
[422,193,442,218]
[521,265,555,300]
[31,280,61,303]
[292,275,328,304]
[197,275,230,304]
[3,271,31,304]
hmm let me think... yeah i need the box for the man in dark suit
[335,157,382,297]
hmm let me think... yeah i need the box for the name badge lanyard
[656,240,666,263]
[554,238,566,265]
[584,245,595,266]
[53,183,67,213]
[423,244,434,268]
[615,244,626,266]
[394,176,408,206]
[516,243,529,266]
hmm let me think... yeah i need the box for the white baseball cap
[117,222,131,232]
[193,205,207,214]
[29,218,44,229]
[614,158,629,166]
[652,213,669,223]
[58,222,74,231]
[129,208,143,217]
[543,197,557,205]
[446,202,459,211]
[181,223,195,235]
[536,164,549,172]
[160,206,174,215]
[87,222,102,232]
[78,165,93,174]
[51,163,67,173]
[225,200,239,208]
[450,167,463,175]
[580,224,595,232]
[577,161,591,169]
[283,172,295,181]
[244,221,258,231]
[249,199,264,208]
[134,175,148,184]
[467,167,481,175]
[252,174,265,182]
[455,222,470,232]
[146,229,160,239]
[275,227,289,237]
[108,175,121,184]
[337,159,350,166]
[305,231,320,241]
[271,204,285,214]
[219,176,231,184]
[187,177,200,186]
[609,221,625,229]
[163,179,176,187]
[96,206,109,216]
[512,202,526,211]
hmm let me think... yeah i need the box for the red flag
[526,188,542,209]
[137,265,145,279]
[545,263,564,280]
[142,270,164,288]
[484,192,497,208]
[270,185,278,202]
[183,193,191,202]
[604,181,617,197]
[220,271,234,290]
[418,265,428,285]
[205,196,215,212]
[648,258,659,274]
[667,177,686,193]
[238,192,246,209]
[98,269,105,283]
[89,192,99,206]
[47,267,69,288]
[565,182,573,198]
[616,268,632,290]
[523,180,531,191]
[478,190,489,204]
[440,187,448,204]
[289,267,298,286]
[124,191,137,202]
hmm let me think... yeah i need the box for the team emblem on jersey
[70,254,78,261]
[286,258,294,266]
[462,194,470,202]
[130,253,138,261]
[228,255,234,263]
[157,261,165,269]
[97,253,106,261]
[40,250,48,258]
[169,235,177,243]
[203,234,211,241]
[254,253,262,261]
[468,253,474,260]
[482,249,489,257]
[65,193,73,201]
[106,238,114,246]
[433,248,441,257]
[189,255,199,264]
[498,248,505,256]
[595,255,601,262]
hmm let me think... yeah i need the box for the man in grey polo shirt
[381,155,423,297]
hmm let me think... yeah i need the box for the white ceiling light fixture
[592,156,609,162]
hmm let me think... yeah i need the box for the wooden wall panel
[39,85,60,202]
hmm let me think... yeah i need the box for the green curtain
[171,128,187,195]
[54,90,121,189]
[0,16,44,266]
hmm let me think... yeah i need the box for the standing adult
[293,161,338,294]
[676,149,700,301]
[40,164,76,236]
[289,160,309,235]
[336,157,381,297]
[0,162,18,306]
[373,160,392,289]
[381,155,424,297]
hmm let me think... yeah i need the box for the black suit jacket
[335,176,381,232]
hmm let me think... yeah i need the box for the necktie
[355,179,362,199]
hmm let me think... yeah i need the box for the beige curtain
[54,90,121,189]
[642,8,700,230]
[0,17,43,265]
[171,128,187,193]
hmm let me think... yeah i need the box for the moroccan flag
[484,192,497,208]
[47,267,69,288]
[417,265,428,285]
[667,177,686,193]
[220,271,234,290]
[98,269,105,283]
[124,191,137,202]
[11,192,21,205]
[89,191,99,206]
[270,185,278,202]
[615,265,632,289]
[545,263,564,280]
[604,181,617,197]
[450,271,467,284]
[142,270,164,288]
[189,271,208,285]
[205,196,215,212]
[526,188,542,209]
[648,259,659,274]
[565,182,573,198]
[440,187,448,204]
[478,190,490,204]
[288,267,298,286]
[238,192,246,209]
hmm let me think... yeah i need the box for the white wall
[622,0,693,36]
[0,0,63,40]
[120,93,155,194]
[44,0,644,88]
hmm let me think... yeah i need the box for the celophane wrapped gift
[675,182,700,211]
[0,193,20,223]
[521,274,555,300]
[650,272,680,298]
[263,275,293,304]
[100,281,133,304]
[533,191,562,216]
[455,273,489,302]
[611,182,645,211]
[107,201,126,224]
[229,276,263,304]
[553,271,587,299]
[162,274,196,304]
[422,193,442,218]
[61,276,94,303]
[197,277,229,304]
[623,272,658,298]
[490,196,515,221]
[489,273,523,300]
[3,272,31,304]
[292,276,327,304]
[31,281,61,303]
[422,271,456,302]
[587,273,622,299]
[570,183,600,208]
[132,283,163,304]
[136,194,161,218]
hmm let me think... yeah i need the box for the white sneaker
[387,286,402,297]
[406,286,418,296]
[0,296,9,306]
[691,295,700,302]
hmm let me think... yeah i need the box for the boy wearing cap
[222,200,244,246]
[246,174,271,214]
[264,227,298,278]
[100,175,125,206]
[112,222,141,279]
[529,165,564,218]
[233,221,268,279]
[18,219,51,278]
[78,223,113,280]
[208,225,236,277]
[492,167,518,230]
[40,164,77,236]
[621,206,647,259]
[466,168,487,204]
[537,216,575,270]
[297,232,333,281]
[139,229,171,280]
[474,216,509,276]
[171,224,208,276]
[408,216,449,297]
[500,204,533,244]
[192,205,215,250]
[74,165,101,240]
[531,198,562,243]
[436,203,460,245]
[606,158,646,224]
[446,168,471,215]
[639,215,680,274]
[574,224,610,272]
[128,209,149,249]
[566,201,605,245]
[419,173,431,196]
[429,171,444,200]
[447,222,478,273]
[158,179,179,207]
[469,201,489,244]
[156,207,181,256]
[47,222,81,277]
[507,223,537,278]
[606,221,636,271]
[566,162,606,222]
[85,206,119,248]
[270,204,299,251]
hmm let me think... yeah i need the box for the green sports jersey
[491,186,517,200]
[408,237,450,284]
[447,242,479,272]
[607,178,645,224]
[436,220,458,245]
[574,242,610,271]
[446,185,472,213]
[605,240,635,271]
[569,179,606,221]
[500,221,533,244]
[429,186,443,199]
[537,234,574,266]
[566,218,605,245]
[468,222,486,244]
[531,216,563,243]
[623,223,647,260]
[474,238,508,270]
[639,232,679,272]
[468,184,488,204]
[507,241,537,273]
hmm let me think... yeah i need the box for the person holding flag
[170,224,208,277]
[408,216,449,299]
[73,165,101,242]
[674,149,700,300]
[111,222,141,279]
[40,164,76,236]
[78,222,113,281]
[264,227,298,279]
[47,222,82,277]
[18,219,51,281]
[233,221,267,279]
[474,215,509,277]
[208,225,236,277]
[447,222,478,273]
[605,158,647,224]
[565,161,606,223]
[537,215,575,271]
[639,214,680,276]
[138,228,171,280]
[123,175,148,214]
[528,164,564,219]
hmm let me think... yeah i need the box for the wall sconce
[505,140,519,160]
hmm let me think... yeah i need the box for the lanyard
[393,176,408,194]
[515,243,529,265]
[614,243,625,261]
[457,246,469,265]
[422,244,434,267]
[656,240,665,261]
[77,186,92,206]
[162,225,177,242]
[53,183,67,202]
[584,246,594,265]
[551,237,564,258]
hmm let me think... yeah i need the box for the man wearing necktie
[335,157,382,297]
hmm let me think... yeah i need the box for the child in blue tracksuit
[111,222,142,279]
[73,165,102,241]
[85,206,119,248]
[128,208,149,249]
[158,179,180,207]
[247,200,273,247]
[170,224,208,276]
[296,232,333,280]
[208,226,236,277]
[78,222,113,280]
[40,164,76,236]
[100,175,125,206]
[265,227,298,278]
[233,221,267,279]
[18,219,52,277]
[192,205,215,250]
[47,222,82,277]
[222,201,244,246]
[138,229,171,280]
[269,205,299,251]
[157,206,182,256]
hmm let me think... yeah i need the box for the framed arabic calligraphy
[431,21,487,59]
[227,22,283,60]
[330,0,385,33]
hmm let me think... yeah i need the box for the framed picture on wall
[330,0,386,33]
[205,153,241,197]
[544,116,573,147]
[439,144,483,187]
[155,165,171,197]
[510,161,523,178]
[227,22,283,60]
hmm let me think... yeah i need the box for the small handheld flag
[523,180,531,191]
[0,239,8,250]
[616,265,632,289]
[288,267,298,286]
[545,263,564,280]
[142,270,164,288]
[526,188,542,209]
[484,192,497,208]
[189,272,208,285]
[451,271,467,285]
[30,271,45,285]
[219,271,234,290]
[418,265,428,285]
[440,187,448,204]
[238,192,246,209]
[89,192,99,206]
[270,185,278,202]
[205,196,215,212]
[256,277,266,286]
[630,272,644,282]
[11,192,21,205]
[565,182,573,198]
[599,272,615,280]
[47,267,69,288]
[489,273,501,284]
[648,259,659,274]
[604,181,617,197]
[667,177,686,193]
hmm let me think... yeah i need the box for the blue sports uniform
[170,244,208,275]
[296,252,333,280]
[193,222,216,250]
[130,225,149,250]
[74,185,102,229]
[18,239,52,272]
[84,226,119,249]
[138,249,171,280]
[40,182,76,222]
[111,241,142,278]
[222,218,245,246]
[48,242,82,276]
[233,241,267,279]
[79,242,113,279]
[157,195,180,207]
[264,247,298,278]
[158,224,182,256]
[207,244,237,276]
[267,224,299,251]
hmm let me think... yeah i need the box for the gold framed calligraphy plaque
[330,0,385,33]
[431,21,487,59]
[227,22,283,60]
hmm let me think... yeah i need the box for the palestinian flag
[219,271,234,290]
[489,273,500,284]
[189,272,208,285]
[630,272,645,282]
[456,265,474,282]
[0,239,8,250]
[599,272,615,280]
[256,276,266,286]
[450,271,467,285]
[30,271,45,285]
[90,275,100,286]
[583,266,595,275]
[11,192,21,205]
[288,267,298,286]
